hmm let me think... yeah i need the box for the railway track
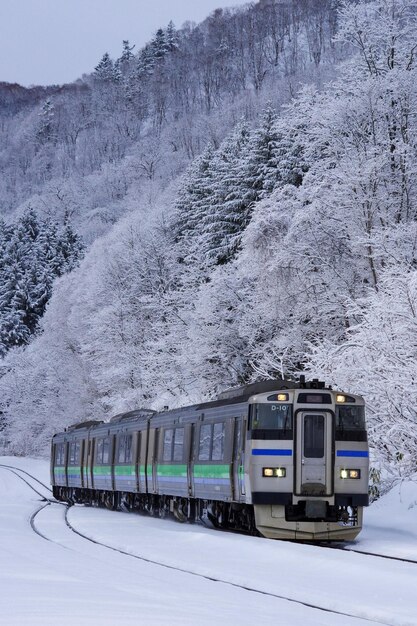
[64,505,392,626]
[324,541,417,566]
[0,463,415,626]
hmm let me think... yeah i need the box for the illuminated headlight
[336,394,346,403]
[263,467,286,478]
[340,469,361,479]
[277,393,289,401]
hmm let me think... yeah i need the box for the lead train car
[51,379,369,541]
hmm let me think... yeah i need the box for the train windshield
[251,403,293,430]
[336,405,365,430]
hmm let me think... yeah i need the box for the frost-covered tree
[36,99,57,146]
[115,40,135,76]
[307,267,417,477]
[0,209,84,356]
[94,52,122,83]
[173,143,217,266]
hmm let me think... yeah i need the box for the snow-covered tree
[94,52,122,83]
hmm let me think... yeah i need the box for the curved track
[0,463,414,626]
[64,507,395,626]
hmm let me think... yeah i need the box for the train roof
[53,378,339,437]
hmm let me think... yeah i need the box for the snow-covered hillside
[0,0,416,488]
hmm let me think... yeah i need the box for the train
[51,377,369,541]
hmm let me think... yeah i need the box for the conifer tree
[152,28,169,60]
[201,121,252,265]
[165,21,179,51]
[0,210,84,356]
[244,104,281,198]
[173,144,216,264]
[115,40,135,76]
[36,99,56,145]
[94,52,122,83]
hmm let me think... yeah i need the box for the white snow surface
[1,457,417,625]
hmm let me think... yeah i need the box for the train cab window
[251,404,293,431]
[336,406,365,430]
[55,443,65,466]
[117,434,133,464]
[173,428,184,461]
[212,423,225,461]
[298,393,332,404]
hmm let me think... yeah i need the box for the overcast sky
[0,0,251,87]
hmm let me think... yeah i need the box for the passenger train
[51,377,369,540]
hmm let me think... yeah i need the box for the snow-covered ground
[1,457,417,626]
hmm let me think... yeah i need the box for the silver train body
[51,379,369,541]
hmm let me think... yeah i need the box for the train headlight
[340,469,361,479]
[277,393,289,401]
[263,468,286,478]
[336,394,346,403]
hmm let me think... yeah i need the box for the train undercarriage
[53,486,258,534]
[53,485,362,540]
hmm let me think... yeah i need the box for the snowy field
[1,457,417,626]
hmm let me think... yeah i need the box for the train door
[80,439,86,488]
[86,437,95,490]
[187,423,195,498]
[295,411,333,497]
[146,428,159,493]
[134,431,141,493]
[231,417,245,501]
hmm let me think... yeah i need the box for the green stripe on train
[92,465,136,476]
[92,465,112,475]
[157,464,187,477]
[194,464,230,479]
[114,465,136,476]
[67,467,81,475]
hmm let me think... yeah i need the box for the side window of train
[163,428,185,462]
[69,442,81,465]
[117,434,133,464]
[212,423,225,461]
[96,437,111,464]
[103,437,110,464]
[96,438,103,464]
[55,443,65,466]
[163,429,173,461]
[199,424,211,461]
[199,423,225,461]
[125,434,132,463]
[173,428,184,462]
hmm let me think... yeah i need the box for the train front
[247,383,369,540]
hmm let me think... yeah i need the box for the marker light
[340,469,361,479]
[336,394,346,403]
[263,467,287,478]
[267,393,289,402]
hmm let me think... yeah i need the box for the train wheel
[105,492,116,510]
[173,499,187,523]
